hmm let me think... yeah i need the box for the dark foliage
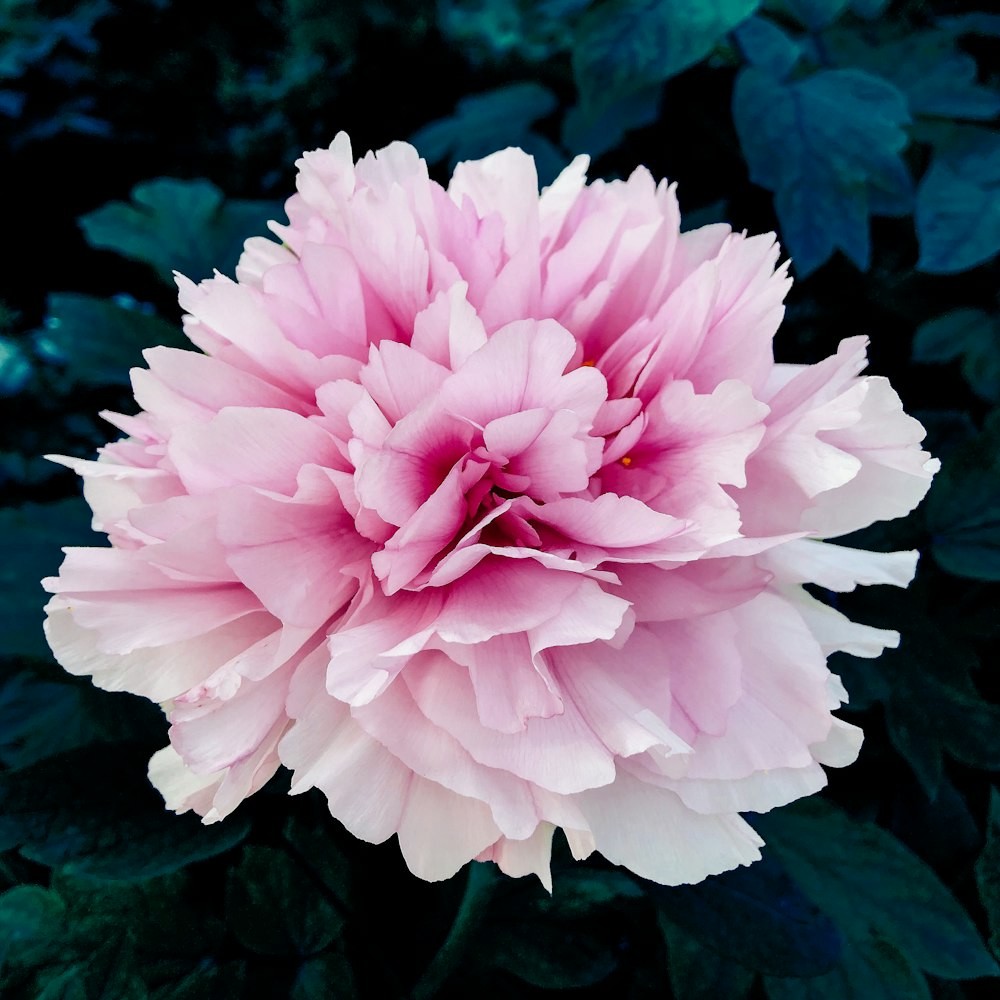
[1,1,998,998]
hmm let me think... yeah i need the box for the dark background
[1,2,999,998]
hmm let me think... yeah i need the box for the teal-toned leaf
[913,309,990,364]
[436,0,576,64]
[650,851,840,976]
[851,0,890,18]
[926,410,1000,579]
[821,29,1000,122]
[226,845,343,956]
[149,962,247,1000]
[783,0,849,30]
[35,293,184,387]
[35,968,89,1000]
[79,179,281,284]
[937,13,1000,38]
[913,309,1000,403]
[0,745,249,878]
[0,498,93,659]
[561,84,661,158]
[734,15,801,79]
[484,920,619,989]
[0,884,65,969]
[0,335,32,395]
[834,591,1000,796]
[0,666,161,769]
[483,867,643,989]
[917,126,1000,274]
[765,936,931,1000]
[282,815,353,911]
[572,0,760,113]
[977,789,1000,960]
[756,798,998,981]
[411,83,565,183]
[660,918,755,1000]
[51,870,225,969]
[291,951,358,1000]
[733,67,911,275]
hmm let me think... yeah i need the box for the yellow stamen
[582,359,596,367]
[620,456,633,467]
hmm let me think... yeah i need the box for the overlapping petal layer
[43,136,938,888]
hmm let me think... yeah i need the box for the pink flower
[43,136,938,887]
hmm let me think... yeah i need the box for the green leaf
[282,815,353,911]
[225,845,343,956]
[926,411,1000,580]
[0,744,249,878]
[561,84,661,158]
[733,67,911,275]
[660,918,755,1000]
[782,0,849,30]
[913,309,1000,403]
[572,0,760,113]
[765,937,931,1000]
[917,126,1000,274]
[35,293,185,388]
[821,29,1000,123]
[0,334,32,395]
[411,83,564,184]
[834,590,1000,795]
[850,0,890,18]
[291,951,358,1000]
[0,498,94,659]
[0,666,161,769]
[650,851,840,976]
[977,790,1000,960]
[0,884,66,969]
[756,799,998,982]
[734,16,801,79]
[482,868,643,989]
[79,179,281,284]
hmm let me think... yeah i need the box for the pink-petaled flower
[43,136,938,888]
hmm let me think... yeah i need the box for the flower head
[43,135,938,887]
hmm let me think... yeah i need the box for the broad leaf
[820,28,1000,122]
[765,936,931,1000]
[782,0,849,30]
[482,868,643,989]
[660,918,755,1000]
[561,84,661,158]
[0,884,66,969]
[917,126,1000,274]
[225,845,343,956]
[290,951,358,1000]
[0,498,94,659]
[976,789,1000,960]
[572,0,760,113]
[411,83,564,182]
[834,591,1000,796]
[733,67,911,275]
[734,16,801,79]
[0,744,249,878]
[0,335,32,395]
[913,309,1000,403]
[925,410,1000,580]
[79,178,281,284]
[0,666,161,769]
[650,850,841,977]
[35,293,184,387]
[756,799,998,982]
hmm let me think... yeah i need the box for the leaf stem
[410,861,499,1000]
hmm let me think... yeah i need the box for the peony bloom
[43,135,938,888]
